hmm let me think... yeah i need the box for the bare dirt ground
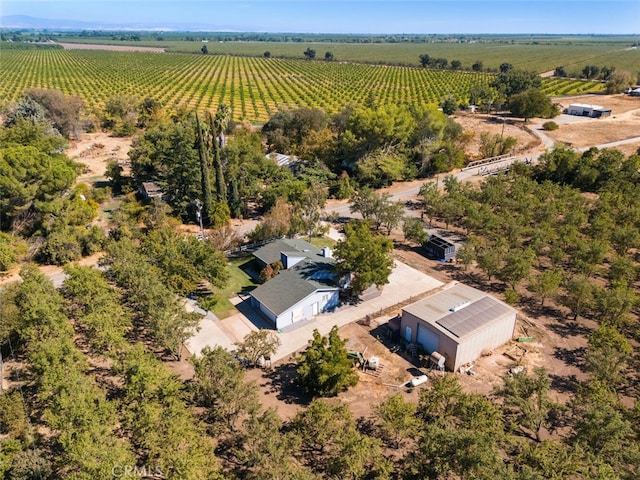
[454,94,640,156]
[242,321,425,422]
[539,94,640,149]
[454,112,544,159]
[57,42,166,53]
[66,132,133,183]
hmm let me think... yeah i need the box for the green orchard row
[0,49,604,123]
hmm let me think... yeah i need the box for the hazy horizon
[2,1,639,35]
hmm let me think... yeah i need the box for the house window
[322,295,328,301]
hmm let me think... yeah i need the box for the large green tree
[231,408,315,480]
[25,88,85,139]
[334,220,394,296]
[291,398,356,460]
[296,326,359,397]
[61,265,131,354]
[191,346,260,430]
[496,367,557,442]
[103,238,203,359]
[0,145,77,230]
[507,88,557,121]
[491,69,542,98]
[585,324,633,388]
[117,345,223,479]
[373,393,419,448]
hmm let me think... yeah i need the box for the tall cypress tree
[229,176,241,218]
[195,112,213,224]
[209,105,230,204]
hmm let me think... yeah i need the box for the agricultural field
[52,34,640,72]
[0,47,607,123]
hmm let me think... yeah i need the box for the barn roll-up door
[417,324,439,354]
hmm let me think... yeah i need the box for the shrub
[197,295,218,312]
[0,234,18,272]
[504,289,520,306]
[542,121,559,131]
[80,226,107,255]
[37,228,82,265]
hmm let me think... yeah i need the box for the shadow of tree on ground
[553,346,588,373]
[264,361,313,406]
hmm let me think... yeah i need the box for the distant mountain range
[0,15,237,32]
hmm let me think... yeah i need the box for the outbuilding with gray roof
[400,282,517,371]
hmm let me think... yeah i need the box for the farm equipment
[347,349,383,374]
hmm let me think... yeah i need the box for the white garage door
[417,324,439,354]
[292,307,304,323]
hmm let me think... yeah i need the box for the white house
[566,103,612,118]
[249,239,342,330]
[400,283,517,371]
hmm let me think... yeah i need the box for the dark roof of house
[140,181,163,198]
[250,238,338,316]
[253,238,334,267]
[250,269,338,316]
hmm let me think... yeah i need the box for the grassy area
[210,255,258,319]
[308,236,337,249]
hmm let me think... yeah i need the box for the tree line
[553,64,636,94]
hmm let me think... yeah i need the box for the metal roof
[427,235,455,249]
[402,283,516,342]
[568,103,610,111]
[265,153,299,168]
[436,296,512,338]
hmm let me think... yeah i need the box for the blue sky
[2,1,639,34]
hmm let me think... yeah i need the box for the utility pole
[194,199,205,240]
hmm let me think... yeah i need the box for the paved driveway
[184,260,443,361]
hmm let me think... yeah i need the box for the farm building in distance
[566,103,612,118]
[400,283,517,372]
[266,152,300,173]
[139,181,163,200]
[424,235,456,262]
